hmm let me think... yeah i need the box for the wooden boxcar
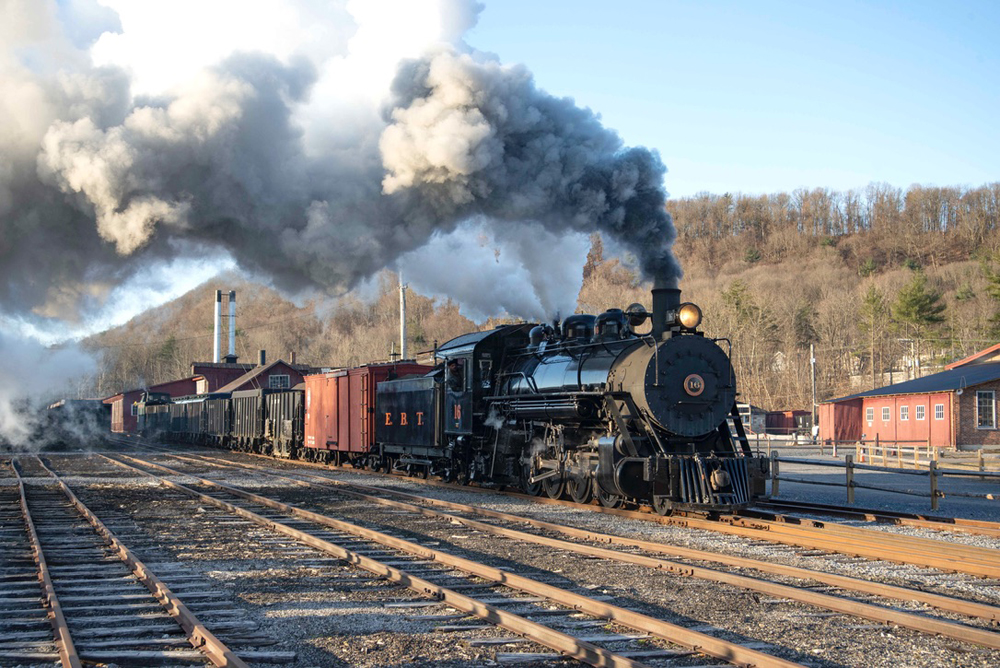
[303,363,432,465]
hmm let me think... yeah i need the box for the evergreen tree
[792,303,818,350]
[891,271,946,377]
[892,271,946,335]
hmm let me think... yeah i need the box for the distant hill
[83,182,1000,412]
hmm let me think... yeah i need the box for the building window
[866,407,874,423]
[900,406,909,421]
[977,391,996,429]
[130,403,138,417]
[881,407,890,422]
[935,404,945,420]
[269,374,290,389]
[916,405,925,420]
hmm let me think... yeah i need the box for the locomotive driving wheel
[542,475,564,500]
[520,462,541,496]
[566,474,593,504]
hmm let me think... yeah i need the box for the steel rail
[109,453,806,668]
[13,462,82,668]
[131,441,1000,577]
[317,452,1000,578]
[158,451,1000,649]
[747,500,1000,538]
[712,514,1000,573]
[33,457,249,668]
[97,455,654,668]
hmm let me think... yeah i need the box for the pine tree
[892,271,946,334]
[891,271,946,377]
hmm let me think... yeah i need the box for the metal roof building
[818,344,1000,448]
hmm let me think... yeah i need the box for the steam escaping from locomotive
[1,0,680,335]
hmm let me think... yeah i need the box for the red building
[191,362,256,393]
[104,377,198,434]
[214,359,315,393]
[819,343,1000,448]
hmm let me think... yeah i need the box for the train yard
[2,441,999,668]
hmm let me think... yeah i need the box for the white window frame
[130,403,138,417]
[269,374,291,390]
[915,405,925,420]
[935,403,945,420]
[865,407,874,423]
[900,406,909,421]
[881,406,890,422]
[977,390,996,430]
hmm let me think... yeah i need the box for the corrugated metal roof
[825,362,1000,403]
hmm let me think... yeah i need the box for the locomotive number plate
[683,374,705,397]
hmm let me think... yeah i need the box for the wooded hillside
[82,182,1000,412]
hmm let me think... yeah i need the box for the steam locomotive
[137,282,768,513]
[375,281,769,513]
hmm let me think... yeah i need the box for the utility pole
[810,343,817,428]
[399,272,408,361]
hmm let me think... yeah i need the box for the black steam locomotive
[376,282,769,513]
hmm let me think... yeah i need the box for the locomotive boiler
[376,280,769,513]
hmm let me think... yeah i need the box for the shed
[819,344,1000,448]
[104,377,198,434]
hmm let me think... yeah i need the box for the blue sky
[468,0,1000,198]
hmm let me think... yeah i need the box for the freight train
[136,282,769,513]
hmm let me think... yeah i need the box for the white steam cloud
[0,332,97,449]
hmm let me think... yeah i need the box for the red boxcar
[304,362,432,465]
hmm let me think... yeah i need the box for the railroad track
[745,499,1000,539]
[179,439,1000,580]
[142,449,1000,651]
[116,433,1000,579]
[0,456,282,667]
[93,450,816,668]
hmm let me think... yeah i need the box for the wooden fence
[770,452,1000,510]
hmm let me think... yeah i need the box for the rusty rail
[749,499,1000,538]
[109,453,806,668]
[32,457,248,668]
[13,462,82,668]
[160,451,1000,649]
[130,439,1000,578]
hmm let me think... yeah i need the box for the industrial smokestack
[399,273,408,360]
[228,290,236,360]
[651,278,681,340]
[213,290,222,363]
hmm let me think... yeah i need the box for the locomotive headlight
[677,303,703,329]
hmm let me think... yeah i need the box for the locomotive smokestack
[651,278,680,340]
[213,290,222,363]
